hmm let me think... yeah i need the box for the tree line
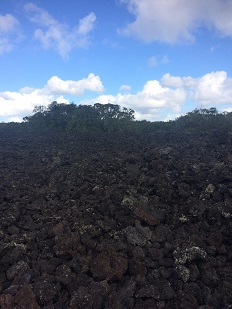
[23,102,136,133]
[1,102,232,134]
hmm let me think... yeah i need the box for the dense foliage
[175,107,232,131]
[23,102,135,133]
[1,102,232,135]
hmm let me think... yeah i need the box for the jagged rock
[33,274,61,305]
[104,279,136,309]
[0,131,232,307]
[6,261,29,281]
[15,284,40,309]
[55,263,76,285]
[173,246,207,265]
[70,281,110,309]
[129,259,147,276]
[91,251,128,280]
[0,294,14,309]
[180,294,198,309]
[175,265,190,282]
[135,283,160,299]
[123,221,152,247]
[54,232,82,257]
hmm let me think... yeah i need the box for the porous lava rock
[0,130,232,308]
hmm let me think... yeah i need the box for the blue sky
[1,0,232,122]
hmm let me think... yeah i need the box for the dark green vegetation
[1,102,232,134]
[23,102,136,133]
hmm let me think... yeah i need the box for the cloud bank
[0,74,104,122]
[81,71,232,120]
[119,0,232,43]
[1,71,232,123]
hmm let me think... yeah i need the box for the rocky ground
[0,130,232,309]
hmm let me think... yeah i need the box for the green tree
[93,103,135,132]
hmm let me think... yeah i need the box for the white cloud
[1,71,232,123]
[80,71,232,121]
[221,107,232,113]
[0,14,20,55]
[193,71,232,104]
[24,3,96,58]
[161,73,183,88]
[7,116,23,123]
[119,84,131,92]
[46,74,104,95]
[77,13,96,36]
[119,0,232,43]
[208,1,232,37]
[0,74,104,122]
[0,14,19,33]
[80,79,186,120]
[0,89,55,120]
[0,93,12,100]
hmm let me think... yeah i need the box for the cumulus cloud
[24,3,96,58]
[1,71,232,122]
[119,0,232,43]
[162,71,232,105]
[0,89,56,120]
[0,14,20,55]
[0,74,104,122]
[46,74,104,95]
[193,71,232,104]
[80,79,186,120]
[161,73,184,88]
[80,71,232,121]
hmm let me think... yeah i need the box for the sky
[1,0,232,122]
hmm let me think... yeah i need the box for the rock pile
[0,131,232,308]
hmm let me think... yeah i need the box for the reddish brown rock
[91,251,128,280]
[0,294,14,309]
[134,206,160,225]
[15,284,40,309]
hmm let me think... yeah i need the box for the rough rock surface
[0,130,232,308]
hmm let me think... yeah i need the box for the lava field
[0,131,232,308]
